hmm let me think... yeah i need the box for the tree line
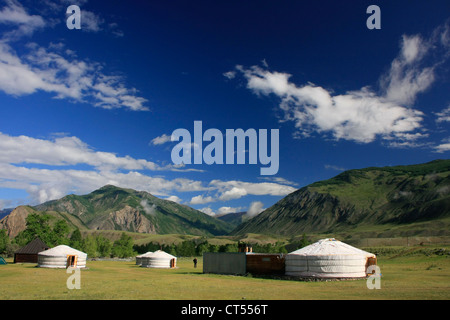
[0,213,311,258]
[0,213,135,258]
[133,239,297,257]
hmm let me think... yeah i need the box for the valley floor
[0,247,449,300]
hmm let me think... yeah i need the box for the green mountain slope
[216,212,246,228]
[3,185,233,237]
[231,160,450,237]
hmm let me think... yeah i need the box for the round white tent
[140,250,176,269]
[136,251,153,265]
[37,245,87,268]
[285,238,376,278]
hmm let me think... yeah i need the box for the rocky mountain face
[232,160,450,237]
[0,185,233,238]
[0,206,35,238]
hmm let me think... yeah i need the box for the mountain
[0,185,234,238]
[216,211,247,228]
[0,208,13,221]
[232,160,450,237]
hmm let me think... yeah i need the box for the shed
[246,253,285,275]
[203,252,286,276]
[37,245,87,268]
[140,250,177,268]
[203,252,246,275]
[285,238,376,278]
[14,238,50,263]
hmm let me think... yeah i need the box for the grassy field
[0,247,449,300]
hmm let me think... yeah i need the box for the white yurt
[37,245,87,268]
[285,238,376,278]
[136,251,153,265]
[140,250,177,269]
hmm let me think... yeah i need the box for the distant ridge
[0,185,234,238]
[0,208,13,221]
[231,159,450,237]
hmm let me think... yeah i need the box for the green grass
[1,247,449,300]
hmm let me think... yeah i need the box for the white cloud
[189,195,215,205]
[0,132,161,171]
[211,179,296,201]
[151,134,172,145]
[217,206,244,215]
[140,199,157,216]
[436,106,450,123]
[164,195,181,203]
[0,133,298,205]
[257,176,299,186]
[223,71,236,80]
[0,162,212,204]
[0,1,147,111]
[236,64,423,143]
[0,0,45,39]
[246,201,264,218]
[0,199,13,210]
[232,24,450,146]
[324,164,347,171]
[0,41,148,111]
[218,187,248,201]
[80,10,104,32]
[380,35,435,105]
[434,142,450,153]
[199,207,215,216]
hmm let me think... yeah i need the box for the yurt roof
[147,250,176,259]
[15,237,49,254]
[289,238,375,257]
[38,245,87,257]
[137,251,153,258]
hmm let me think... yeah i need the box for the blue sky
[0,0,449,217]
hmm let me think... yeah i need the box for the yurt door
[67,255,78,268]
[170,258,175,268]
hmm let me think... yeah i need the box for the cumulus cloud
[0,0,45,39]
[199,207,215,216]
[246,201,264,218]
[0,162,211,204]
[0,132,161,171]
[434,142,450,153]
[0,134,298,205]
[231,23,450,146]
[0,1,147,111]
[211,180,296,201]
[217,206,244,215]
[151,134,172,146]
[198,206,244,216]
[0,41,148,110]
[257,176,299,186]
[140,199,157,216]
[80,10,104,32]
[164,195,182,203]
[235,64,423,144]
[380,35,435,105]
[190,195,215,205]
[436,106,450,123]
[218,187,248,201]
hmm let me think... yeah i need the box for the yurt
[140,250,176,269]
[37,245,87,268]
[285,238,376,278]
[136,251,153,265]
